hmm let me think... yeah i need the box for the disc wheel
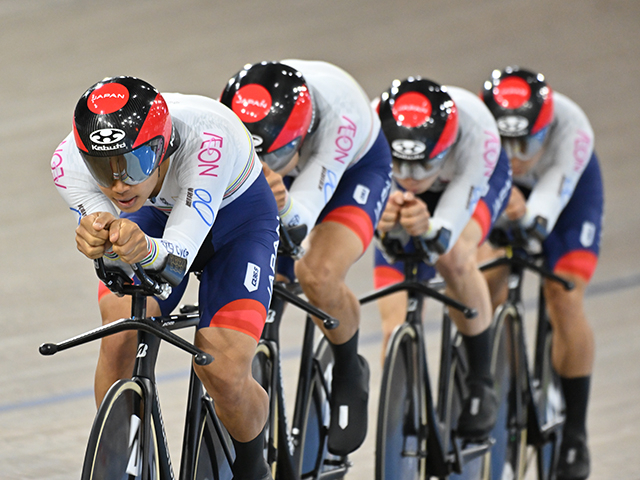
[81,380,160,480]
[375,324,426,480]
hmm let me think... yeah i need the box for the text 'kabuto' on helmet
[73,76,177,187]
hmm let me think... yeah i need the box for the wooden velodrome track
[1,0,639,478]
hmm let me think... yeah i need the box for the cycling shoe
[328,354,370,455]
[456,381,498,441]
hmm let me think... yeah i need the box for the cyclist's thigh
[542,153,603,283]
[198,176,280,342]
[317,130,393,253]
[473,148,513,243]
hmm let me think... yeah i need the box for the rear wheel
[81,380,160,480]
[447,335,490,480]
[488,307,527,480]
[375,324,426,480]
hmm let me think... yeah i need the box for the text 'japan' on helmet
[73,76,177,187]
[481,67,554,159]
[377,77,458,179]
[219,61,315,171]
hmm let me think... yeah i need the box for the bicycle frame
[257,280,346,480]
[480,247,571,477]
[359,253,486,477]
[40,269,231,480]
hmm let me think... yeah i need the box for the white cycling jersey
[514,92,595,232]
[277,59,381,231]
[51,93,261,275]
[387,86,502,252]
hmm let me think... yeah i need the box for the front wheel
[81,379,160,480]
[297,336,348,479]
[534,321,564,480]
[375,324,426,480]
[487,306,527,480]
[193,398,234,480]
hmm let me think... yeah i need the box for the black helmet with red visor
[377,77,459,180]
[219,61,315,172]
[73,76,178,187]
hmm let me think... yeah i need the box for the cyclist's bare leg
[436,220,492,335]
[377,291,409,364]
[294,221,363,344]
[193,327,269,442]
[295,220,370,455]
[543,274,594,377]
[437,220,498,439]
[477,241,510,311]
[95,292,162,406]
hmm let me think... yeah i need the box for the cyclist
[480,66,603,480]
[50,76,279,480]
[220,60,393,456]
[373,77,512,440]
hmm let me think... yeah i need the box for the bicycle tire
[297,336,347,479]
[488,306,527,480]
[447,336,490,480]
[375,324,426,480]
[81,379,160,480]
[253,341,280,478]
[534,321,564,480]
[193,400,234,480]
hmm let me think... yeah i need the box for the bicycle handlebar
[39,314,213,365]
[94,258,172,300]
[479,249,574,291]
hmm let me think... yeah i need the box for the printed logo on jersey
[496,116,529,137]
[580,221,596,248]
[493,76,530,109]
[88,83,129,114]
[89,128,126,145]
[244,262,261,292]
[353,184,370,205]
[391,139,427,159]
[392,92,432,127]
[232,84,272,123]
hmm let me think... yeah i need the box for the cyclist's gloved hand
[415,227,451,266]
[489,215,548,248]
[279,223,308,260]
[375,226,409,264]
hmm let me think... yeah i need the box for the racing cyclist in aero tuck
[220,60,393,456]
[372,77,512,441]
[50,76,280,480]
[479,66,604,480]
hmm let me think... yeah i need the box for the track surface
[1,1,639,478]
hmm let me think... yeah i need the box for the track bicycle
[480,224,572,480]
[40,258,235,480]
[361,235,493,480]
[251,224,350,480]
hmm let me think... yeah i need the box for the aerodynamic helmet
[73,76,177,187]
[220,61,315,171]
[377,77,458,180]
[481,66,554,159]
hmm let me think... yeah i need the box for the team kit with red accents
[224,59,392,250]
[53,86,279,337]
[373,85,513,287]
[484,81,603,281]
[49,62,602,480]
